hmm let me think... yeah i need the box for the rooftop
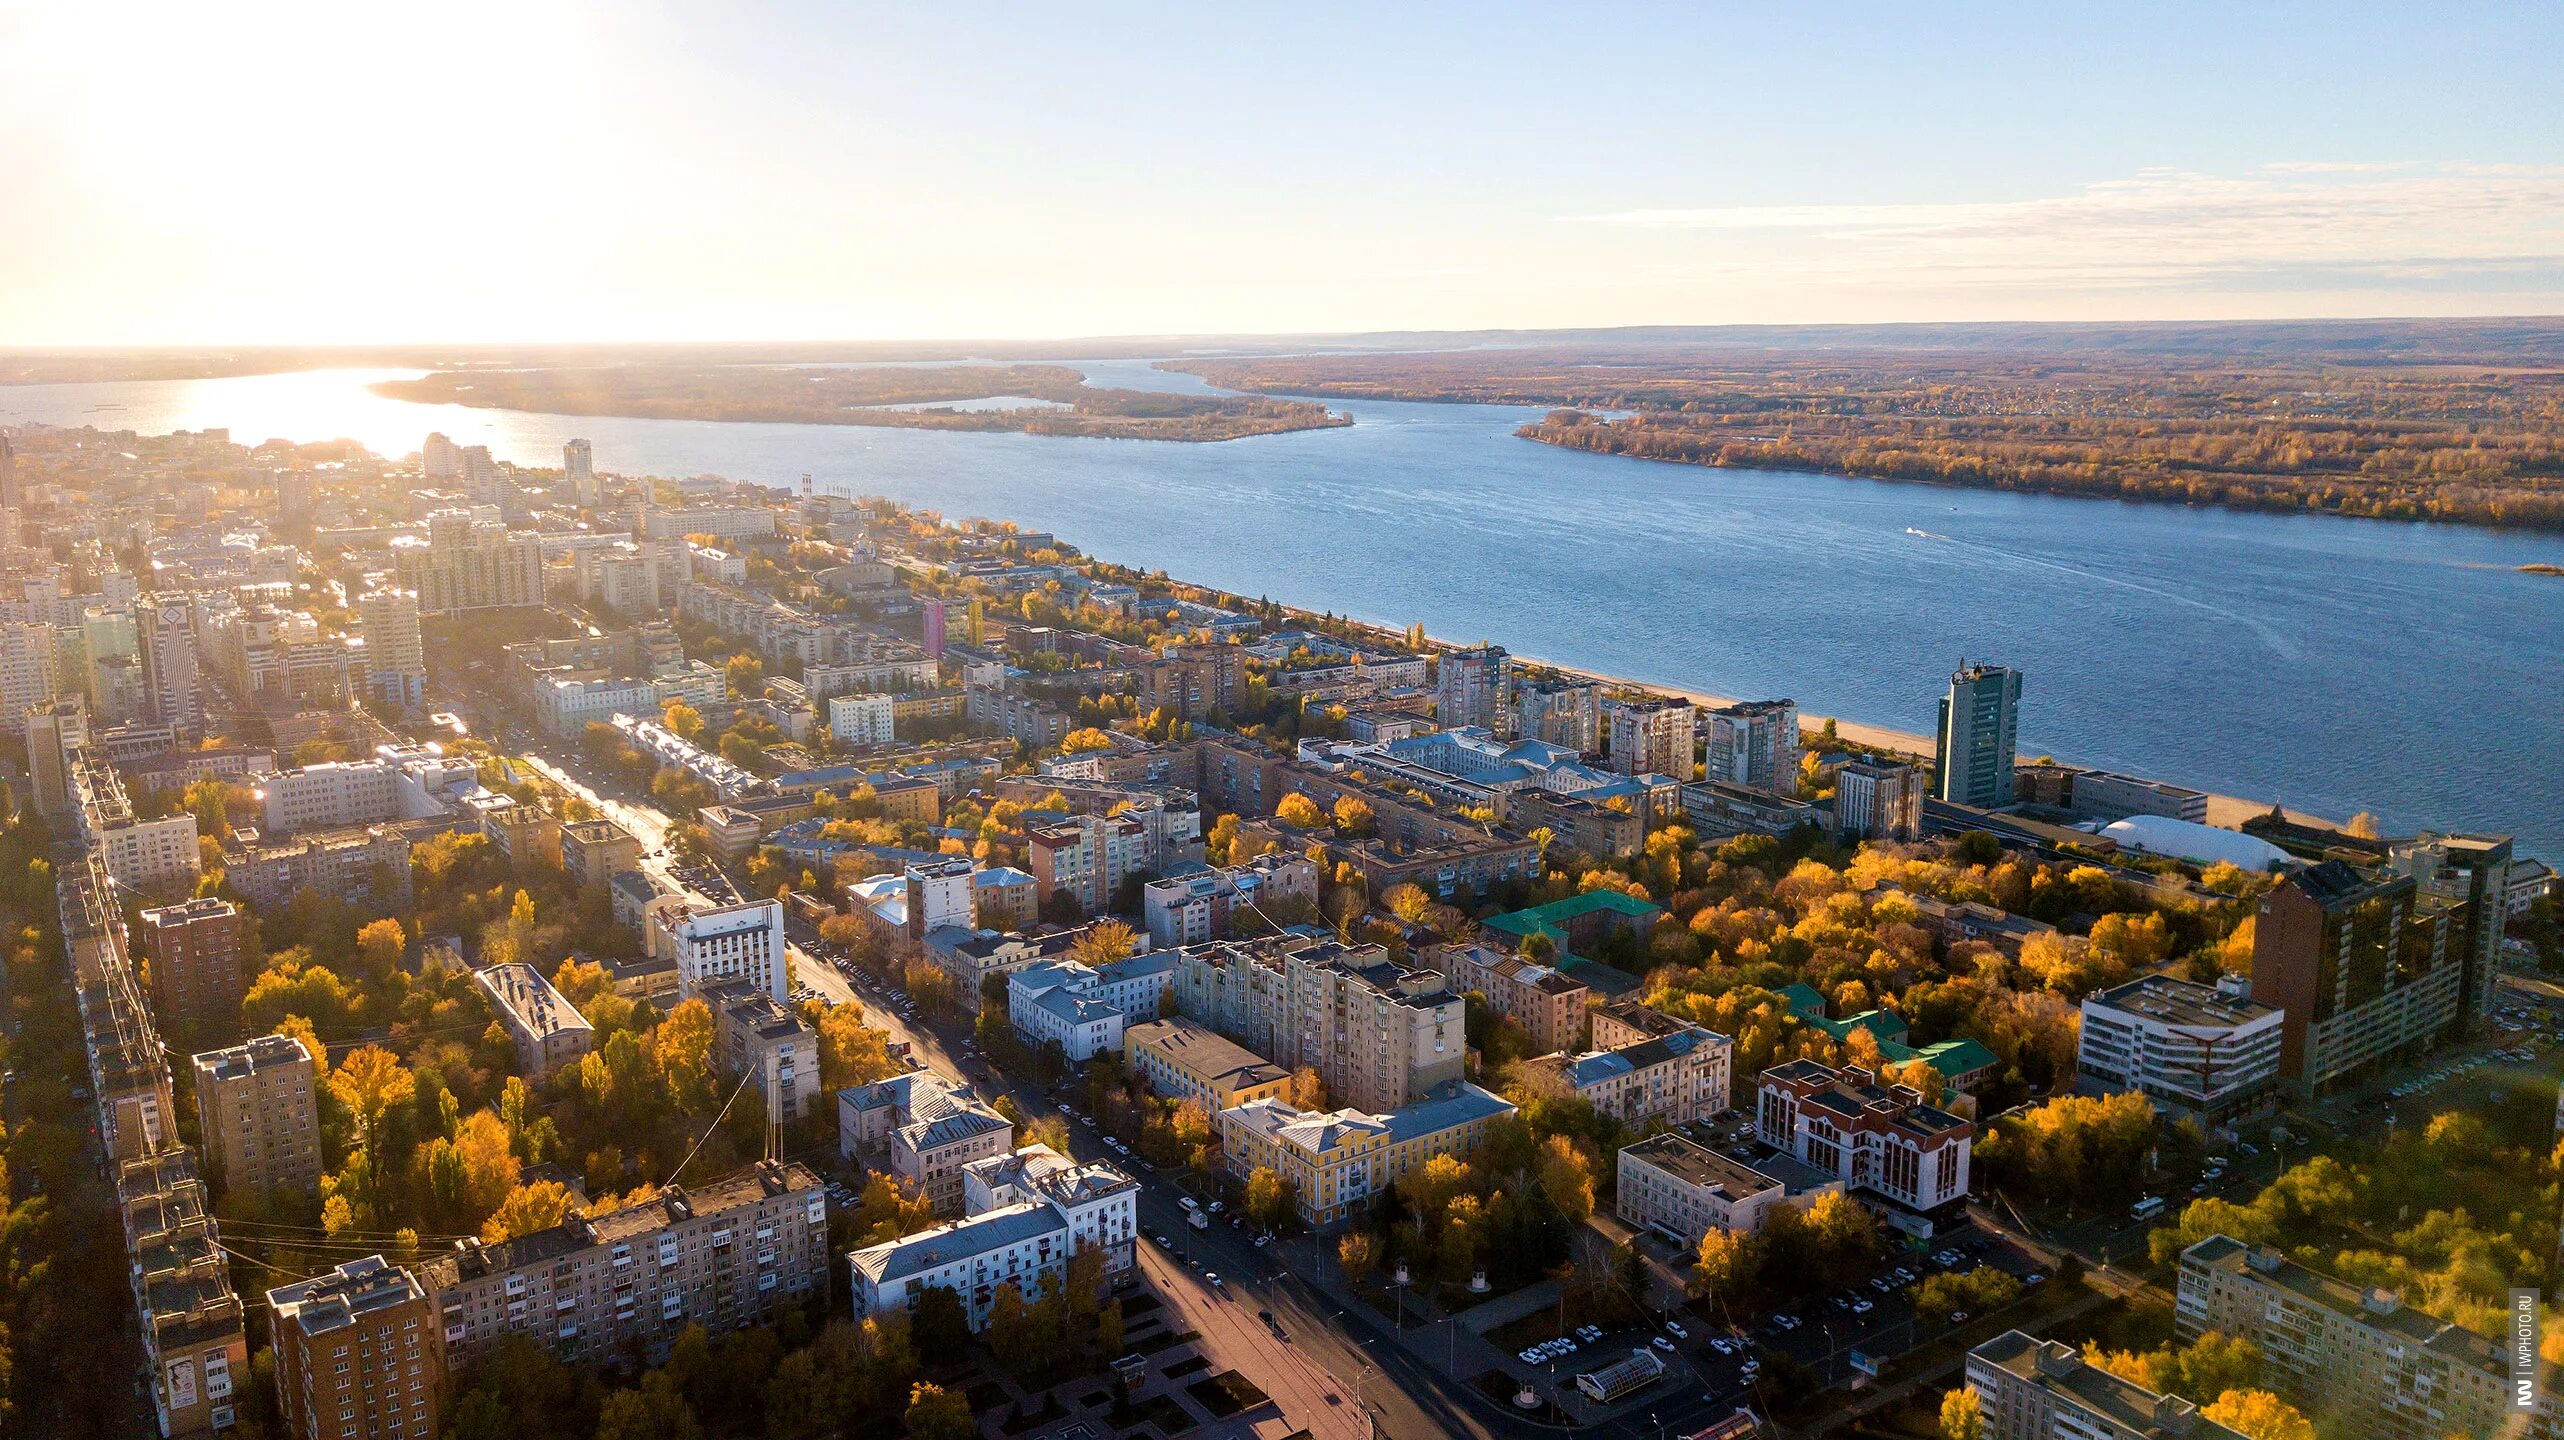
[2183,1235,2561,1385]
[1620,1133,1783,1199]
[847,1200,1069,1287]
[2085,973,2278,1029]
[1970,1330,2243,1440]
[1123,1017,1289,1092]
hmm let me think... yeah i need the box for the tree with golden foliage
[1939,1386,1985,1440]
[1693,1227,1759,1301]
[1276,792,1325,829]
[1534,1135,1595,1224]
[1287,1066,1328,1110]
[1338,1231,1378,1283]
[482,1179,580,1241]
[814,1005,899,1090]
[2200,1390,2313,1440]
[1330,794,1375,838]
[1069,920,1137,967]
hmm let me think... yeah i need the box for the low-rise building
[191,1034,322,1199]
[473,962,596,1078]
[660,896,789,1002]
[1122,1017,1291,1110]
[222,825,412,912]
[1615,1133,1803,1250]
[1756,1060,1972,1219]
[1833,759,1926,843]
[959,1144,1141,1274]
[1516,1024,1733,1127]
[1007,951,1175,1065]
[1216,1082,1515,1230]
[2076,973,2283,1121]
[1966,1329,2246,1440]
[420,1162,828,1369]
[889,1093,1014,1215]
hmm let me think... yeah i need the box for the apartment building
[1137,642,1244,719]
[1516,1024,1733,1127]
[73,746,201,893]
[1511,678,1601,753]
[889,1091,1016,1215]
[640,504,779,544]
[191,1034,322,1198]
[1590,998,1697,1051]
[1274,944,1465,1114]
[1429,943,1592,1055]
[1605,697,1695,779]
[849,1187,1115,1333]
[534,674,654,735]
[1833,759,1927,843]
[1615,1134,1792,1248]
[1169,935,1301,1060]
[837,1069,992,1161]
[1966,1330,2246,1440]
[253,747,481,834]
[119,1149,250,1438]
[394,510,545,614]
[1008,951,1177,1064]
[828,692,896,745]
[560,817,642,886]
[661,897,789,1002]
[702,978,821,1123]
[2177,1235,2564,1440]
[1123,1017,1291,1110]
[473,963,595,1077]
[139,897,250,1041]
[1704,699,1801,795]
[1024,810,1153,916]
[420,1162,828,1370]
[2252,858,2467,1094]
[1216,1082,1515,1229]
[1756,1060,1973,1218]
[1433,645,1511,731]
[2076,974,2283,1120]
[266,1257,444,1440]
[959,1144,1141,1274]
[223,825,412,912]
[1140,851,1320,947]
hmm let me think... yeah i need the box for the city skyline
[5,2,2564,345]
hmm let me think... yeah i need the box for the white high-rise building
[0,623,53,740]
[1935,663,2022,808]
[357,588,425,709]
[563,438,595,502]
[422,432,461,481]
[134,595,203,737]
[667,898,789,1002]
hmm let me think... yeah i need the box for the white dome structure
[2098,815,2290,871]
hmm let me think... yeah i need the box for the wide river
[6,359,2560,859]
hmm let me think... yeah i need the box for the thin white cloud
[1564,164,2564,297]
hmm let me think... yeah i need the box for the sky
[4,1,2563,346]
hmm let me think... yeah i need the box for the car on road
[1203,1273,1221,1291]
[1850,1298,1873,1315]
[1520,1350,1541,1364]
[1152,1234,1170,1248]
[1253,1234,1270,1248]
[1665,1320,1689,1339]
[1180,1196,1199,1210]
[1652,1337,1675,1352]
[1708,1337,1736,1355]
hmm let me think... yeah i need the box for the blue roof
[1381,1082,1515,1144]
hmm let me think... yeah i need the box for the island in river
[1168,317,2564,532]
[372,362,1349,442]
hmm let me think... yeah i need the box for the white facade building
[2076,974,2283,1120]
[666,898,789,1002]
[827,692,896,746]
